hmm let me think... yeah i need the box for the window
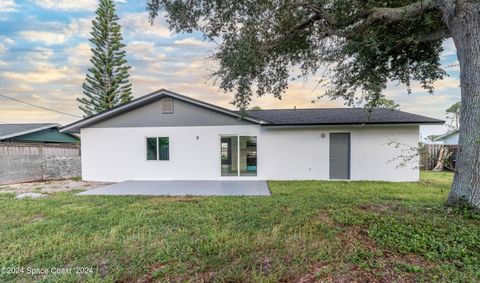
[146,137,169,160]
[146,138,157,160]
[162,98,174,113]
[158,137,169,160]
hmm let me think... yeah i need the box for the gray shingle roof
[0,123,59,139]
[61,89,444,132]
[244,108,444,126]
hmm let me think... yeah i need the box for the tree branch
[415,28,451,42]
[266,0,446,51]
[296,0,437,31]
[363,0,437,26]
[390,28,451,54]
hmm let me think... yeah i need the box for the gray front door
[329,133,350,179]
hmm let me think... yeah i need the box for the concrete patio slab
[77,180,270,196]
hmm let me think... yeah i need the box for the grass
[0,171,479,282]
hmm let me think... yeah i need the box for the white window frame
[146,137,170,161]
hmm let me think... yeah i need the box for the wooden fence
[420,144,457,170]
[0,143,80,157]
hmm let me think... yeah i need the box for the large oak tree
[147,0,480,209]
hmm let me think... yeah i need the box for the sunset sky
[0,0,460,138]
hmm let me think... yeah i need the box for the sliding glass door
[220,136,257,176]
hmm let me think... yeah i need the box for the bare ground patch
[0,179,111,194]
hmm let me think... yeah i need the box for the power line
[0,94,81,118]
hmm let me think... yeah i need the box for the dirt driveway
[0,179,111,194]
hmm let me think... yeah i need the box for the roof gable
[61,89,265,132]
[88,97,253,128]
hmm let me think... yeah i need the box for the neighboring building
[61,89,443,182]
[433,130,459,145]
[0,123,79,144]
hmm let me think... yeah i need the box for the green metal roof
[0,123,79,143]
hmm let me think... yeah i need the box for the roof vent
[162,97,174,114]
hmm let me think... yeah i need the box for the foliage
[78,0,133,117]
[445,101,461,130]
[388,141,456,172]
[147,0,447,111]
[1,172,479,281]
[387,140,424,169]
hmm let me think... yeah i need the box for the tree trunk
[437,1,480,209]
[432,146,446,172]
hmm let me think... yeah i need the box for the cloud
[33,0,96,11]
[19,17,91,45]
[7,83,35,92]
[3,37,14,45]
[33,0,127,11]
[0,43,6,53]
[20,12,167,47]
[431,76,460,90]
[65,43,92,66]
[174,37,211,47]
[174,58,213,76]
[24,47,54,62]
[120,12,171,38]
[19,31,67,45]
[0,0,19,12]
[2,64,71,83]
[126,41,166,62]
[65,17,92,39]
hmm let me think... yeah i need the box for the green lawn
[1,172,479,282]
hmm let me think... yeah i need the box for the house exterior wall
[81,124,419,182]
[443,133,459,145]
[89,98,250,128]
[260,125,419,181]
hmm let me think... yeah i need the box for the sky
[0,0,461,140]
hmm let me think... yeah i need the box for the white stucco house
[61,89,443,182]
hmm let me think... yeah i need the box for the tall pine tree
[78,0,132,117]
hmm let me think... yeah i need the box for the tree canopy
[147,0,448,111]
[79,0,133,117]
